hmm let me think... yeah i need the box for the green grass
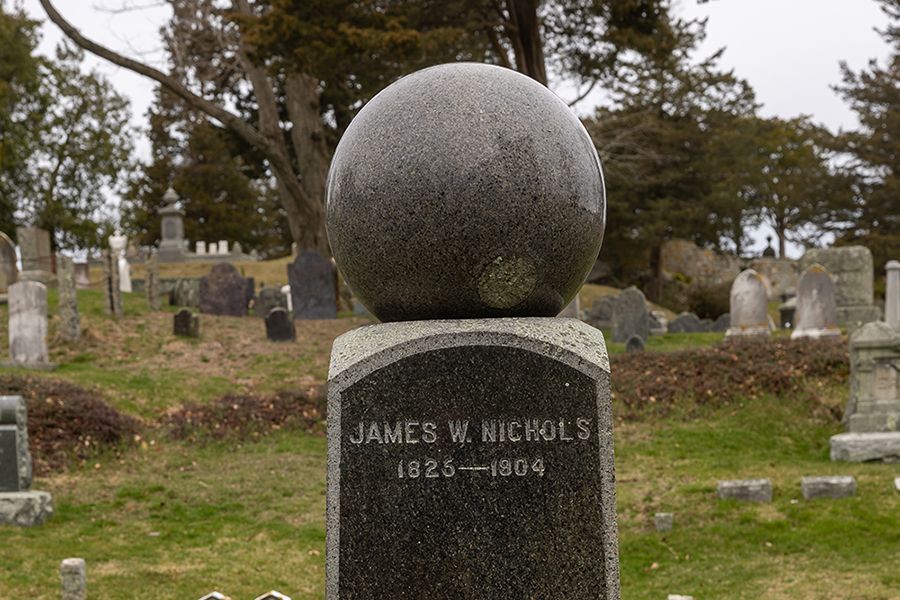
[607,330,725,354]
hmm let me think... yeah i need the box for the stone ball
[326,62,605,322]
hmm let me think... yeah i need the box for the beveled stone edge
[325,317,618,600]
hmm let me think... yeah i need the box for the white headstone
[109,232,132,293]
[281,284,292,312]
[726,269,770,338]
[218,240,229,254]
[886,260,900,330]
[7,281,50,367]
[196,241,207,256]
[208,242,218,255]
[791,264,841,339]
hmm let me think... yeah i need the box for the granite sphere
[326,62,606,322]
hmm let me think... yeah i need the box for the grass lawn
[0,288,897,599]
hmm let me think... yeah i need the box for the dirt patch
[610,337,848,419]
[163,385,326,441]
[0,374,141,475]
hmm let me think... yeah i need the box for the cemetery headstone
[60,557,87,600]
[219,240,229,254]
[5,281,53,369]
[717,479,772,502]
[254,592,291,600]
[649,310,668,335]
[199,263,248,317]
[0,395,53,526]
[265,307,295,342]
[147,251,161,311]
[712,313,730,332]
[196,241,207,255]
[583,295,615,330]
[232,242,243,255]
[800,476,856,500]
[894,477,900,492]
[791,264,840,339]
[256,287,287,317]
[778,296,797,329]
[102,250,123,318]
[288,250,337,320]
[281,284,292,312]
[654,512,674,532]
[0,231,17,293]
[725,269,770,338]
[886,260,899,330]
[831,321,900,461]
[667,312,704,333]
[625,334,644,353]
[56,256,81,343]
[173,309,200,338]
[73,262,90,288]
[158,187,187,262]
[16,226,53,283]
[208,242,218,255]
[800,245,880,328]
[172,278,200,307]
[612,286,649,343]
[109,232,132,293]
[324,63,619,599]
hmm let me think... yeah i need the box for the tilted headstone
[146,251,161,311]
[102,250,123,318]
[56,256,81,343]
[199,263,248,316]
[799,245,880,328]
[6,281,52,368]
[324,64,619,599]
[255,287,287,317]
[173,309,200,338]
[612,286,649,343]
[288,250,337,320]
[831,321,900,461]
[791,264,840,339]
[725,269,770,338]
[0,231,17,293]
[0,395,52,526]
[60,557,87,600]
[886,260,900,330]
[16,226,53,283]
[265,307,295,342]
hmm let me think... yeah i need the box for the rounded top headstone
[326,62,606,322]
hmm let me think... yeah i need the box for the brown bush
[164,385,326,442]
[610,337,848,419]
[0,374,141,475]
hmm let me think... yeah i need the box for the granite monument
[0,395,53,526]
[199,263,248,317]
[6,281,53,369]
[725,269,770,338]
[791,264,840,340]
[288,250,337,320]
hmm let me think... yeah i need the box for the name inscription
[347,417,593,445]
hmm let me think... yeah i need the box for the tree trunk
[507,0,547,85]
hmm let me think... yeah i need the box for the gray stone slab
[146,251,161,311]
[667,596,695,600]
[265,307,295,342]
[801,476,856,499]
[173,309,200,338]
[717,479,772,502]
[726,269,770,338]
[654,512,673,532]
[7,281,52,368]
[886,260,900,330]
[172,278,199,308]
[327,317,619,599]
[0,490,52,526]
[0,396,32,492]
[792,264,840,340]
[288,250,337,320]
[625,334,644,353]
[0,231,17,293]
[199,263,248,316]
[612,286,649,343]
[668,312,703,333]
[255,287,287,318]
[801,245,874,308]
[830,432,900,462]
[60,557,87,600]
[16,226,52,275]
[102,250,122,318]
[57,256,80,343]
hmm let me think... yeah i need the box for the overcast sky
[23,0,893,257]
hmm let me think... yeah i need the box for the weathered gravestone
[265,307,295,342]
[791,264,840,340]
[654,512,674,532]
[146,250,161,311]
[886,260,900,330]
[173,309,200,338]
[324,63,619,599]
[199,263,248,317]
[612,287,649,343]
[102,250,123,319]
[57,256,80,343]
[109,232,132,293]
[668,312,704,334]
[16,226,53,283]
[801,476,856,500]
[288,250,337,320]
[717,479,772,502]
[0,395,53,526]
[0,231,17,294]
[830,321,900,461]
[725,269,770,338]
[255,286,287,317]
[800,245,881,328]
[6,281,53,369]
[583,295,615,330]
[171,278,199,308]
[625,334,645,353]
[712,312,730,332]
[60,557,87,600]
[73,262,90,289]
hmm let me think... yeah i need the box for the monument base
[791,327,841,340]
[849,412,900,433]
[725,326,769,338]
[1,361,56,371]
[0,491,53,526]
[837,305,882,329]
[830,432,900,462]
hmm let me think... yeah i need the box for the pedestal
[326,317,620,599]
[0,491,53,526]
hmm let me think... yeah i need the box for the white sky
[23,0,894,258]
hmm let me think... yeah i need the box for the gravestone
[199,263,248,317]
[219,240,229,254]
[779,296,797,329]
[73,262,90,288]
[668,312,704,334]
[800,245,880,328]
[196,241,207,256]
[102,250,123,318]
[254,591,291,600]
[109,232,132,293]
[171,278,199,308]
[16,226,53,283]
[146,251,161,311]
[717,479,772,502]
[800,476,856,500]
[0,231,17,293]
[886,260,899,330]
[612,287,649,343]
[712,313,730,332]
[57,256,80,343]
[583,296,615,330]
[0,395,53,526]
[324,63,619,599]
[830,321,900,461]
[725,269,770,338]
[6,281,53,369]
[158,187,187,262]
[60,558,87,600]
[288,250,337,320]
[173,309,200,338]
[654,512,673,532]
[265,307,295,342]
[649,310,668,335]
[208,242,218,255]
[791,264,840,339]
[256,287,287,317]
[625,334,644,353]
